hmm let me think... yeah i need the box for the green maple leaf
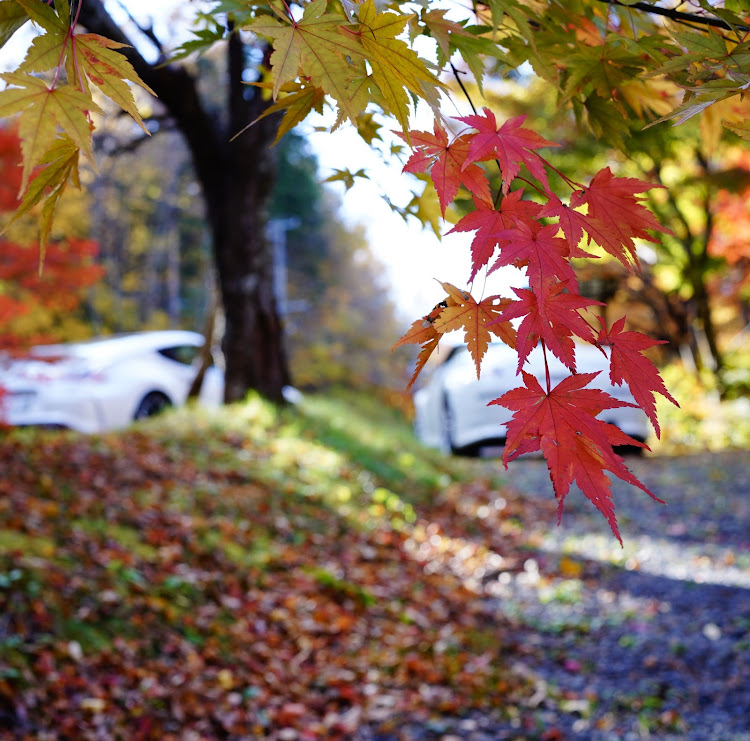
[724,118,750,141]
[169,24,227,63]
[1,135,80,267]
[449,27,510,93]
[563,40,644,101]
[247,0,362,122]
[650,77,750,127]
[19,137,80,261]
[0,0,29,49]
[0,72,100,191]
[16,0,59,33]
[324,168,368,190]
[581,92,629,150]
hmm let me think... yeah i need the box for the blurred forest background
[0,99,408,394]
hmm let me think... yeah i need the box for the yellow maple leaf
[618,79,679,120]
[247,0,362,122]
[0,72,100,191]
[240,81,326,144]
[68,34,155,132]
[2,136,80,261]
[17,0,153,131]
[700,93,750,154]
[432,282,517,379]
[352,0,443,134]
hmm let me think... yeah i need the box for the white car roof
[30,330,205,361]
[451,341,609,372]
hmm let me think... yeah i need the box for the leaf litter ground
[0,393,748,740]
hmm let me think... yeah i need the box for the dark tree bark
[76,2,291,403]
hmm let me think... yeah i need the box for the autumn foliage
[394,110,679,544]
[0,125,103,349]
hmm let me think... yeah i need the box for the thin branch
[115,0,166,59]
[596,0,748,33]
[449,61,478,115]
[94,114,174,156]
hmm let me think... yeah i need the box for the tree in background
[710,159,750,327]
[564,111,750,391]
[77,116,405,393]
[0,125,103,349]
[59,0,292,403]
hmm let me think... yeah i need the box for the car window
[158,345,201,365]
[442,345,468,365]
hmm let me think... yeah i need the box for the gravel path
[362,450,750,741]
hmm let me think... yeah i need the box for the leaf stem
[449,62,506,201]
[533,152,584,192]
[541,339,551,394]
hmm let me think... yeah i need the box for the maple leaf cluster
[0,0,153,254]
[395,108,679,544]
[247,0,443,143]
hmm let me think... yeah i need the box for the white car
[0,330,224,434]
[413,341,650,457]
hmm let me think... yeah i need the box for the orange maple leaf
[432,282,516,378]
[392,318,441,390]
[392,292,461,389]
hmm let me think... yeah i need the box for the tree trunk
[77,2,291,403]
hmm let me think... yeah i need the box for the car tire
[134,392,172,420]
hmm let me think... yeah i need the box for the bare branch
[114,0,166,60]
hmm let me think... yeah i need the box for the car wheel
[134,392,172,420]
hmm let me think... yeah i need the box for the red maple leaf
[537,192,622,262]
[455,108,558,193]
[494,280,601,371]
[400,123,491,215]
[489,220,580,292]
[569,167,672,268]
[447,190,542,280]
[597,316,679,438]
[491,371,663,544]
